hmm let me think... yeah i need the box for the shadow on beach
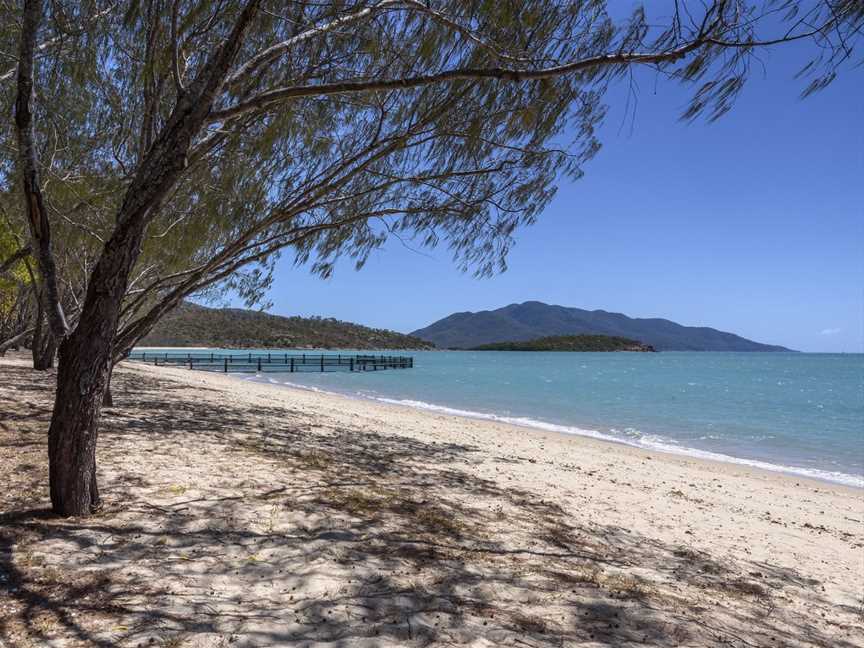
[1,358,860,647]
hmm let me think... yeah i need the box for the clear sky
[224,33,862,353]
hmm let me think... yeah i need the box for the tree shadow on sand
[1,360,861,647]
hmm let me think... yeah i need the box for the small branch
[170,0,185,94]
[0,245,32,276]
[0,326,36,354]
[0,3,118,84]
[225,0,532,93]
[225,0,405,88]
[0,35,61,83]
[706,14,847,49]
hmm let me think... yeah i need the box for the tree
[0,180,101,368]
[0,217,35,354]
[1,0,860,516]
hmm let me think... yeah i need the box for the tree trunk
[103,366,114,408]
[46,212,155,515]
[34,0,262,517]
[48,331,110,516]
[34,328,56,370]
[31,299,44,367]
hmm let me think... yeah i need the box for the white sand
[1,355,862,647]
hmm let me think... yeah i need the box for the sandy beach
[1,353,862,647]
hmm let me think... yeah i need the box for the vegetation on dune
[471,334,654,352]
[141,302,433,349]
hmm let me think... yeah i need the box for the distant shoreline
[133,345,840,353]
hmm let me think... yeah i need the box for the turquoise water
[139,349,864,486]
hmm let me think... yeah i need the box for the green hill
[471,334,655,352]
[412,301,792,351]
[140,302,433,350]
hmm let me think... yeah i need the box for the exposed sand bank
[1,354,862,647]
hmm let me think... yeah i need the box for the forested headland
[140,302,433,349]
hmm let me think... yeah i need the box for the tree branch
[0,245,32,276]
[211,2,855,125]
[0,326,36,354]
[225,0,530,91]
[170,0,185,94]
[0,3,118,85]
[210,39,708,123]
[14,0,70,340]
[225,0,405,88]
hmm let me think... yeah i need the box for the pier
[126,351,414,373]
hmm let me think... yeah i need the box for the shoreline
[132,346,863,489]
[233,369,863,493]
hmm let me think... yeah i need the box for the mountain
[411,301,792,351]
[471,335,655,352]
[141,302,434,349]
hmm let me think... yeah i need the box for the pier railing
[125,351,413,373]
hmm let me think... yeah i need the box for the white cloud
[819,328,842,336]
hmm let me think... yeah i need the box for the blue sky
[226,30,862,353]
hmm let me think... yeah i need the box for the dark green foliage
[412,301,792,351]
[141,302,433,350]
[471,334,654,352]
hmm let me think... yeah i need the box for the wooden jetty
[126,351,414,373]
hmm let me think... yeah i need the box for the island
[470,334,655,352]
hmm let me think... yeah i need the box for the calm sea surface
[140,349,864,486]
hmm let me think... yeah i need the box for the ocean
[140,349,864,487]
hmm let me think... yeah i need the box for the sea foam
[367,396,864,488]
[234,352,864,490]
